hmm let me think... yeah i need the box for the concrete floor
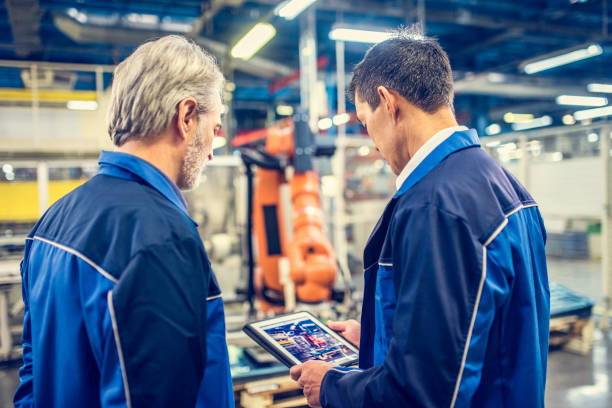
[0,258,610,407]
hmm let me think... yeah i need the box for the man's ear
[377,86,399,124]
[176,97,198,142]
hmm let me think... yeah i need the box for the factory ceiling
[0,0,610,134]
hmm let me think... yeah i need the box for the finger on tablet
[290,364,303,381]
[326,320,344,331]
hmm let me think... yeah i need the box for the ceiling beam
[6,0,43,57]
[454,72,586,98]
[296,0,608,39]
[53,13,292,79]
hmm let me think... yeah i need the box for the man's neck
[116,133,181,184]
[394,106,459,173]
[409,109,458,157]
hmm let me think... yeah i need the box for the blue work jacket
[321,130,550,407]
[14,151,234,408]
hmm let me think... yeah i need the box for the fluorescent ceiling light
[511,115,552,131]
[67,100,98,110]
[318,117,332,130]
[573,105,612,121]
[276,105,294,116]
[485,123,501,135]
[67,7,87,24]
[587,132,599,143]
[556,95,607,107]
[332,113,350,126]
[329,28,393,44]
[562,114,576,125]
[523,44,603,74]
[231,23,276,60]
[587,83,612,93]
[485,140,501,148]
[503,112,534,123]
[275,0,317,20]
[487,73,505,83]
[126,13,159,25]
[160,21,191,33]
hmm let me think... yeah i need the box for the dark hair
[348,26,454,113]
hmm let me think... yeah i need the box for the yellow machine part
[0,89,97,103]
[0,180,87,222]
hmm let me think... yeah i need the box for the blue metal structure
[0,0,610,133]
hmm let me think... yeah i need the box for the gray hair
[107,35,224,146]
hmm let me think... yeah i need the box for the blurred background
[0,0,611,406]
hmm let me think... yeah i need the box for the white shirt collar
[395,125,468,190]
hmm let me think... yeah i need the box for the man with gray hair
[14,35,233,408]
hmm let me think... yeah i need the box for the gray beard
[177,128,207,191]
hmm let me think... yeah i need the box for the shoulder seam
[31,236,118,283]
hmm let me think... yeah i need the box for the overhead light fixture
[275,0,317,20]
[276,105,294,116]
[67,100,98,110]
[587,83,612,93]
[67,7,88,24]
[329,28,393,44]
[523,44,603,74]
[126,13,159,25]
[587,132,599,143]
[487,73,505,83]
[556,95,608,107]
[485,140,501,148]
[318,117,332,130]
[573,105,612,121]
[485,123,501,135]
[230,23,276,60]
[503,112,534,123]
[511,115,552,131]
[562,114,576,125]
[332,113,350,126]
[160,17,192,33]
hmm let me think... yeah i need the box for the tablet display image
[260,318,357,365]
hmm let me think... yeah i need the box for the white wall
[505,156,605,219]
[0,92,113,153]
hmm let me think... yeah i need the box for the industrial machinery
[237,113,337,313]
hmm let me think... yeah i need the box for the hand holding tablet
[326,319,361,348]
[243,311,359,368]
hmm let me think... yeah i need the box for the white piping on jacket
[30,236,118,283]
[107,290,132,408]
[449,203,538,407]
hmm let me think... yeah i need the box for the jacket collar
[97,151,191,220]
[393,129,480,198]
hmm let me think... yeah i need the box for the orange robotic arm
[243,119,337,309]
[288,171,336,303]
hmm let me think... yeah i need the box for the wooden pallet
[549,315,594,355]
[234,375,308,408]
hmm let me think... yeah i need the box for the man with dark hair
[291,29,549,408]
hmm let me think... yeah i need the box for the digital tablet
[243,311,359,368]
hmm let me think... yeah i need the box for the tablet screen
[254,313,358,366]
